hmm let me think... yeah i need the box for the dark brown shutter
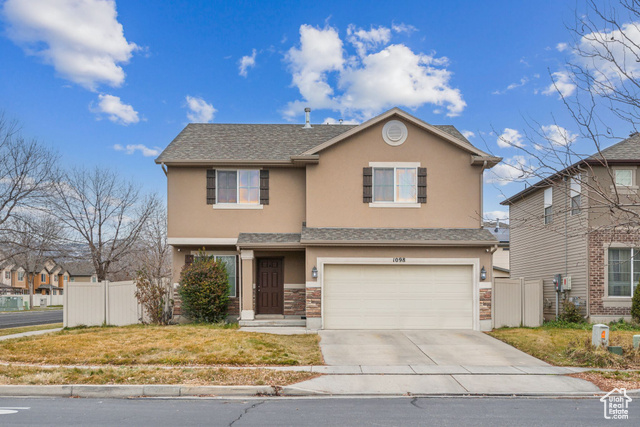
[363,167,373,203]
[184,254,194,266]
[260,169,269,205]
[206,169,216,205]
[418,167,427,203]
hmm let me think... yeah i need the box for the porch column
[240,250,255,320]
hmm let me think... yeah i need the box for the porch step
[239,319,306,327]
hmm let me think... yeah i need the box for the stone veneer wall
[306,288,321,318]
[588,229,640,318]
[284,289,305,316]
[480,288,492,321]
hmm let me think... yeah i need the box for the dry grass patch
[0,323,62,337]
[0,364,317,386]
[0,324,323,366]
[570,371,640,392]
[488,327,640,368]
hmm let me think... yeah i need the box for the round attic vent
[382,120,408,146]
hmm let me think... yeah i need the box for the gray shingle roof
[589,133,640,161]
[64,261,95,276]
[301,227,497,243]
[156,123,472,163]
[237,233,302,245]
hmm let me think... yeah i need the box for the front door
[257,258,284,314]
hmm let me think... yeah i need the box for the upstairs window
[570,176,581,216]
[373,167,417,203]
[544,187,553,224]
[40,273,46,283]
[615,169,633,187]
[217,170,259,204]
[18,272,24,281]
[4,271,9,280]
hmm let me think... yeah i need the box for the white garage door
[323,264,474,329]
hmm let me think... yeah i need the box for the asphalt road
[0,397,622,426]
[0,310,63,329]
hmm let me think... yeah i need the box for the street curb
[0,384,638,399]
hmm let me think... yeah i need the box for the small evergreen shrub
[178,254,229,323]
[632,278,640,323]
[558,300,585,324]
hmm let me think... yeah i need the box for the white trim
[306,281,320,288]
[168,237,237,246]
[284,283,305,289]
[216,169,261,206]
[369,202,420,208]
[240,250,255,260]
[316,257,480,331]
[382,120,408,146]
[213,204,263,210]
[371,166,418,204]
[194,250,238,256]
[368,162,420,168]
[479,282,492,289]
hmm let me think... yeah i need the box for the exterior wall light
[480,266,487,281]
[311,266,318,279]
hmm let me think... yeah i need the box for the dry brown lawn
[489,327,640,368]
[0,323,62,337]
[570,371,640,392]
[0,364,317,386]
[0,324,323,366]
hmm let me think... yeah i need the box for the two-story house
[502,134,640,322]
[156,108,501,330]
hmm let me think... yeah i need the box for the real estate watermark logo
[600,388,632,420]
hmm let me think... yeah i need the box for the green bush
[558,300,585,324]
[632,278,640,323]
[178,254,229,323]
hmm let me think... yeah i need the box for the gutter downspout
[479,161,488,227]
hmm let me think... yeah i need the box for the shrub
[558,300,585,324]
[632,278,640,323]
[134,269,171,325]
[178,254,229,323]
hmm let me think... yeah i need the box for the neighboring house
[63,261,98,283]
[483,220,510,278]
[502,134,640,322]
[156,107,502,330]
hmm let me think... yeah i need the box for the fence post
[519,277,525,327]
[63,283,69,327]
[104,280,109,325]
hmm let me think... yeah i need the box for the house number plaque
[393,257,406,262]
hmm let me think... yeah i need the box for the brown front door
[257,258,284,314]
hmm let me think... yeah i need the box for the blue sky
[0,0,627,221]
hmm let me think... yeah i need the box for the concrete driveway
[319,330,548,367]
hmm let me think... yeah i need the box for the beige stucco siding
[492,247,510,270]
[509,180,588,318]
[305,119,483,228]
[167,166,306,239]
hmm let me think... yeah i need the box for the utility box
[39,298,47,308]
[592,324,609,347]
[562,276,572,291]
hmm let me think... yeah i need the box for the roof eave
[471,155,502,168]
[299,239,497,246]
[155,159,295,167]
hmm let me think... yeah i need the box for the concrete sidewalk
[0,327,63,341]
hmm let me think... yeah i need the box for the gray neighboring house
[483,220,509,278]
[502,134,640,322]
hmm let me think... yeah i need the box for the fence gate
[493,278,543,328]
[64,280,141,328]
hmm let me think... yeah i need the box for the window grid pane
[608,248,632,296]
[373,168,394,202]
[238,170,259,204]
[218,171,238,203]
[396,168,417,203]
[216,255,237,297]
[615,169,633,186]
[571,195,581,215]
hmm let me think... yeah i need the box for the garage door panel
[323,264,474,330]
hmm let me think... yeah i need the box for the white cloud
[2,0,138,90]
[391,23,417,34]
[556,42,569,52]
[497,128,524,148]
[185,96,216,122]
[347,24,392,57]
[461,130,475,139]
[238,49,257,77]
[113,144,160,157]
[322,117,360,125]
[492,77,529,95]
[284,24,465,120]
[484,210,509,222]
[541,124,578,146]
[485,155,532,186]
[92,94,139,125]
[542,71,576,98]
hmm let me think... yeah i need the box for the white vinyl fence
[64,280,141,327]
[493,278,544,328]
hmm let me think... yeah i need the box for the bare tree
[6,214,65,308]
[0,113,60,260]
[51,167,160,281]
